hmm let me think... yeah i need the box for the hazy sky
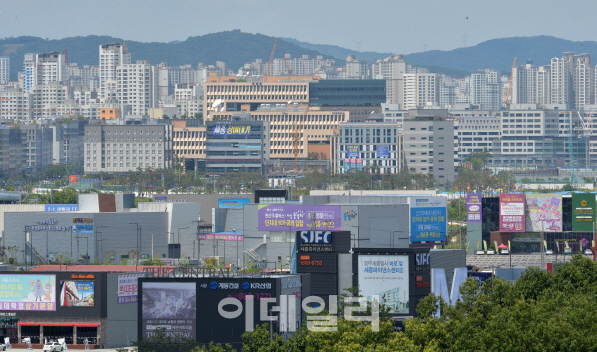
[2,0,596,54]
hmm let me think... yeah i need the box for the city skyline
[2,0,597,55]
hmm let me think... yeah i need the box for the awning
[75,323,98,327]
[17,323,39,326]
[41,323,74,327]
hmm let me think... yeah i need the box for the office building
[0,56,8,84]
[116,60,157,115]
[51,120,88,168]
[172,120,206,170]
[99,43,131,102]
[83,122,172,173]
[308,79,386,121]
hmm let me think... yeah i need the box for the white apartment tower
[22,52,67,93]
[0,56,8,84]
[345,55,370,79]
[470,69,502,110]
[551,53,593,109]
[116,60,157,115]
[372,55,410,104]
[99,43,131,102]
[403,73,440,109]
[573,53,593,110]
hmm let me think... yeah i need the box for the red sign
[415,275,423,282]
[69,175,77,183]
[299,255,311,261]
[416,282,430,288]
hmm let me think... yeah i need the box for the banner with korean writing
[358,255,409,314]
[376,145,389,157]
[258,204,341,231]
[118,273,144,304]
[219,199,250,209]
[525,194,562,232]
[142,282,196,339]
[45,204,78,212]
[466,193,482,222]
[346,145,360,158]
[60,281,94,307]
[409,197,447,242]
[572,193,595,232]
[212,125,251,136]
[344,158,351,173]
[0,274,56,311]
[198,234,243,241]
[499,194,526,232]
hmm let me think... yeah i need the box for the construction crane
[282,54,292,78]
[293,107,309,172]
[264,39,278,77]
[503,57,517,110]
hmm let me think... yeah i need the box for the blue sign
[376,145,389,157]
[300,231,331,243]
[73,224,94,234]
[212,125,252,136]
[409,197,447,242]
[45,204,78,212]
[155,197,167,200]
[468,272,492,287]
[219,199,250,209]
[346,145,360,158]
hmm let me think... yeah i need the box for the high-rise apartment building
[22,52,67,93]
[0,56,9,84]
[345,55,370,79]
[470,69,502,110]
[512,63,552,106]
[550,52,594,109]
[403,73,440,109]
[99,43,131,102]
[372,55,410,105]
[116,60,157,115]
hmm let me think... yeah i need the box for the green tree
[51,187,78,204]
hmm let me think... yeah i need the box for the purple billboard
[258,204,342,231]
[466,193,482,222]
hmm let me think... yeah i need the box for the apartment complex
[99,43,131,102]
[470,69,502,110]
[0,56,8,84]
[403,73,440,109]
[116,60,157,115]
[22,52,67,93]
[371,55,409,105]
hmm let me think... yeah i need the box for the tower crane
[503,57,517,110]
[264,39,278,77]
[293,107,309,172]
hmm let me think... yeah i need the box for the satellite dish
[220,106,225,112]
[212,99,222,108]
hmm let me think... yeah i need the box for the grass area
[135,197,153,207]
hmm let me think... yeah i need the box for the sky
[2,0,597,55]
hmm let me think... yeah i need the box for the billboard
[212,125,251,136]
[358,255,409,314]
[142,282,196,339]
[258,204,341,231]
[0,274,56,311]
[45,204,78,212]
[525,194,562,232]
[298,231,332,252]
[572,193,595,232]
[376,145,389,158]
[59,281,94,307]
[344,158,351,173]
[346,145,360,158]
[466,194,482,222]
[499,194,525,232]
[219,199,250,209]
[409,197,447,242]
[118,273,144,304]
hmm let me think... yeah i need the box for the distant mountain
[280,37,395,64]
[0,30,335,80]
[404,36,597,74]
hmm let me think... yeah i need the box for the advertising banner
[219,199,250,209]
[357,158,363,171]
[376,145,389,158]
[525,194,562,232]
[197,234,243,242]
[45,204,78,212]
[572,193,595,232]
[499,194,525,232]
[344,158,351,173]
[142,282,196,339]
[346,145,360,158]
[409,197,447,242]
[358,255,409,314]
[60,281,94,307]
[466,194,482,222]
[0,274,56,311]
[258,204,341,231]
[212,125,251,136]
[118,274,145,304]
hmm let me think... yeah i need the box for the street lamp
[177,227,189,259]
[95,225,108,264]
[129,223,141,256]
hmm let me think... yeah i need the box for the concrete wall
[106,273,138,348]
[0,204,45,233]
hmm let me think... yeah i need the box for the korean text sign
[142,282,196,339]
[409,197,447,242]
[258,204,341,231]
[219,199,250,209]
[358,255,409,314]
[572,193,595,232]
[525,194,562,232]
[118,273,144,304]
[212,125,251,136]
[346,145,360,158]
[60,281,94,307]
[376,145,389,157]
[466,194,482,222]
[500,194,525,232]
[0,274,56,311]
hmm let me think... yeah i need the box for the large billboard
[376,145,389,158]
[525,194,562,232]
[219,199,250,209]
[59,281,94,307]
[142,282,196,339]
[358,255,409,314]
[258,204,341,231]
[409,197,447,242]
[212,125,251,136]
[572,194,595,232]
[0,274,56,311]
[499,194,525,232]
[346,145,360,158]
[466,193,482,222]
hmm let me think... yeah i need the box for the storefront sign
[73,218,93,223]
[358,255,409,314]
[72,224,94,234]
[512,237,540,242]
[466,194,482,222]
[572,194,595,232]
[409,197,447,242]
[213,125,252,136]
[499,194,525,232]
[118,273,145,304]
[258,204,341,231]
[299,231,332,252]
[219,199,250,209]
[45,204,78,212]
[415,252,430,272]
[142,282,196,339]
[346,145,360,158]
[526,194,562,232]
[296,252,337,273]
[0,274,56,311]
